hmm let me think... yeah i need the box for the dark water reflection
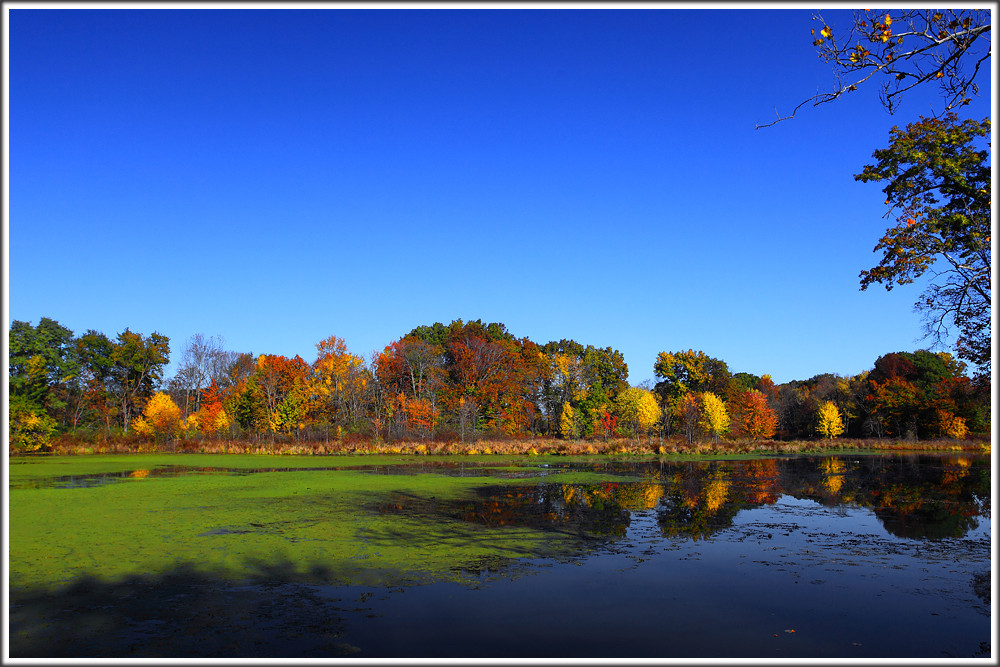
[9,454,991,658]
[375,454,989,542]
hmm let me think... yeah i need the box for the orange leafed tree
[867,376,920,437]
[374,336,444,439]
[397,393,439,436]
[737,459,781,505]
[375,336,443,402]
[731,390,778,440]
[185,378,231,435]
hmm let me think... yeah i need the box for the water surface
[8,453,990,658]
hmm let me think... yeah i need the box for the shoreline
[10,435,989,459]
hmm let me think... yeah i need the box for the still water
[9,453,991,658]
[337,455,991,658]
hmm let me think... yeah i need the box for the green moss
[9,454,601,592]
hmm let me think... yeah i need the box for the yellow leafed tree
[8,398,58,452]
[816,401,845,439]
[313,335,369,431]
[703,475,731,514]
[699,392,730,443]
[132,392,182,439]
[614,387,661,438]
[559,401,578,439]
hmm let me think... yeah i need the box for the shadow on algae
[9,558,377,657]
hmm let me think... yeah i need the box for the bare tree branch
[758,9,991,129]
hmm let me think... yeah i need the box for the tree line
[8,316,990,452]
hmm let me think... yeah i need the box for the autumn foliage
[730,390,778,440]
[132,392,182,439]
[8,316,991,454]
[184,379,231,435]
[816,401,845,439]
[613,387,661,439]
[699,392,730,443]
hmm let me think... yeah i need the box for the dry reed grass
[28,432,989,458]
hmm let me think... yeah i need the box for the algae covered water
[7,453,991,658]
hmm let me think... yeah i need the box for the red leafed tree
[731,390,778,440]
[598,409,618,441]
[446,332,533,435]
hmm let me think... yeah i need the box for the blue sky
[6,5,993,386]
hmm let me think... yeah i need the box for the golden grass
[27,433,990,458]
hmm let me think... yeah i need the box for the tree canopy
[856,113,990,378]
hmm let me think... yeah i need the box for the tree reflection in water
[427,455,989,543]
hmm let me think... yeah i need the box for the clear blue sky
[5,5,993,386]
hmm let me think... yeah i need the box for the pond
[7,452,991,658]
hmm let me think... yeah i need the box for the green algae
[9,452,806,593]
[9,454,614,592]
